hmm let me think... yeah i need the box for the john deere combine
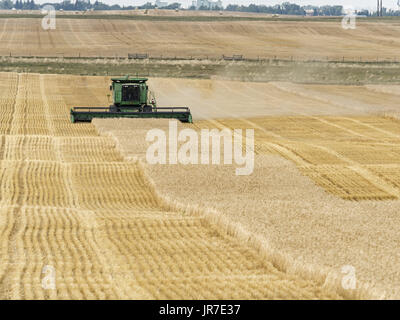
[70,76,192,123]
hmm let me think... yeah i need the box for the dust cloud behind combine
[148,77,400,119]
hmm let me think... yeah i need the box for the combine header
[70,76,192,123]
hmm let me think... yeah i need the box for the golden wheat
[0,72,351,299]
[94,113,400,299]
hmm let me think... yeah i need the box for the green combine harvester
[70,76,192,123]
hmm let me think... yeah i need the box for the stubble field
[1,16,400,60]
[3,71,400,299]
[94,77,400,298]
[0,72,354,299]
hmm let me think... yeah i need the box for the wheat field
[4,72,400,299]
[93,77,400,299]
[95,116,400,299]
[0,72,354,299]
[2,17,400,59]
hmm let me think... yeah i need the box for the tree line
[223,3,342,15]
[0,0,141,10]
[0,0,181,10]
[1,0,400,16]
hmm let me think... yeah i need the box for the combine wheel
[109,105,119,112]
[143,105,153,113]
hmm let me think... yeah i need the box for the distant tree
[138,2,155,9]
[0,0,14,9]
[381,8,400,16]
[356,9,370,16]
[163,2,181,10]
[223,2,343,16]
[318,5,342,16]
[92,0,108,10]
[3,0,353,14]
[225,4,238,11]
[27,0,36,9]
[281,2,304,15]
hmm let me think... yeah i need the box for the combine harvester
[70,76,192,123]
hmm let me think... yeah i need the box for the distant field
[1,17,400,60]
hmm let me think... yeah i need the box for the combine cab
[70,76,192,123]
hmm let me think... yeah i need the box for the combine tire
[143,105,152,113]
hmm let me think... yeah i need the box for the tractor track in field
[0,74,23,299]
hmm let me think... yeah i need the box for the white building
[305,9,314,16]
[192,0,222,9]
